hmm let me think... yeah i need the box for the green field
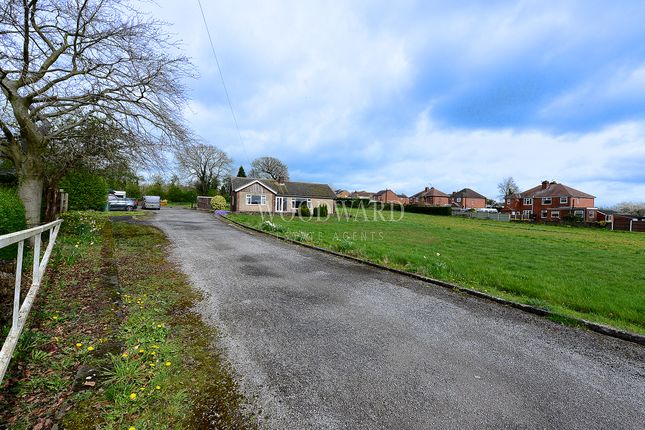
[228,210,645,334]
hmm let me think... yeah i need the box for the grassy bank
[0,211,255,429]
[227,210,645,334]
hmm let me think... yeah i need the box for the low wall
[196,196,211,210]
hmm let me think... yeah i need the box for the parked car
[107,195,137,211]
[141,195,161,210]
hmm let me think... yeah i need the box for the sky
[144,0,645,206]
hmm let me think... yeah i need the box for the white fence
[453,210,511,222]
[0,219,63,384]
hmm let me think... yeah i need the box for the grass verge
[227,210,645,335]
[0,211,255,429]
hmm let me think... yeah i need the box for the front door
[275,196,287,212]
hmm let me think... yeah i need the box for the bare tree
[0,0,191,224]
[613,202,645,217]
[175,143,232,195]
[249,156,289,181]
[497,177,519,201]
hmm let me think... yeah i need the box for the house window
[246,194,266,205]
[551,211,560,218]
[541,210,547,218]
[574,210,584,217]
[506,199,510,204]
[543,197,552,205]
[291,198,311,209]
[560,197,568,204]
[456,197,462,202]
[522,210,532,217]
[523,198,532,205]
[588,210,594,218]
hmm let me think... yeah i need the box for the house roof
[335,189,349,194]
[351,191,374,198]
[451,188,487,199]
[519,182,595,199]
[412,187,449,198]
[231,177,336,199]
[396,193,408,198]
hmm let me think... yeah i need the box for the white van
[141,195,161,210]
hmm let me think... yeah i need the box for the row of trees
[0,0,291,222]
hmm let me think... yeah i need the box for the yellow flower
[165,361,171,367]
[139,387,145,391]
[150,351,156,356]
[122,352,129,358]
[87,346,95,351]
[156,323,164,328]
[152,345,160,349]
[129,393,137,400]
[149,363,155,367]
[129,427,136,430]
[75,343,82,348]
[138,348,145,353]
[155,385,161,390]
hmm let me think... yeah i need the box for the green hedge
[404,205,452,216]
[0,187,27,260]
[60,171,109,211]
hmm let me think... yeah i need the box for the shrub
[298,204,310,217]
[60,211,107,237]
[314,204,328,218]
[0,187,27,260]
[210,195,228,211]
[260,220,287,233]
[60,171,108,211]
[404,205,452,216]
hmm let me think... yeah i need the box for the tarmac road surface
[152,207,645,429]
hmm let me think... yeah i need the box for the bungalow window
[291,198,312,209]
[543,197,552,205]
[246,194,266,205]
[560,196,568,204]
[523,198,532,205]
[541,210,547,218]
[551,211,560,218]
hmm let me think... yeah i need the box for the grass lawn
[228,209,645,334]
[0,211,255,429]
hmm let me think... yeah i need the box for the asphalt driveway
[152,207,645,429]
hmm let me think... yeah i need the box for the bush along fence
[0,219,63,383]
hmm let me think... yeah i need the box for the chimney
[277,176,285,184]
[425,186,429,192]
[541,180,549,190]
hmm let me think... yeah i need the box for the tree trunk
[44,185,60,222]
[18,176,44,227]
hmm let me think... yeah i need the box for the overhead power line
[196,0,250,166]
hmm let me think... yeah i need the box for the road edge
[218,213,645,347]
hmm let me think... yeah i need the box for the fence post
[12,241,24,333]
[32,233,41,285]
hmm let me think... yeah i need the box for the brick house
[449,188,487,209]
[230,177,336,214]
[335,189,350,198]
[350,190,376,201]
[503,180,597,222]
[409,187,449,206]
[374,189,409,204]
